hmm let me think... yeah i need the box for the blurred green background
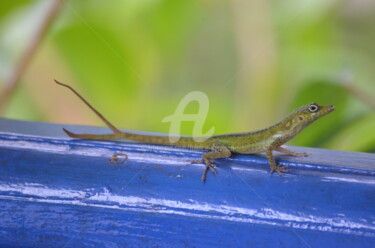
[0,0,374,152]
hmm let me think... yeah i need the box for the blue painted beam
[0,118,374,247]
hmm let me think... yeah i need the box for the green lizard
[55,80,335,181]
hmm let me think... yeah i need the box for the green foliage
[327,113,375,152]
[0,1,30,18]
[288,81,348,147]
[0,0,374,152]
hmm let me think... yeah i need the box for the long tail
[55,79,122,138]
[62,128,120,140]
[55,80,210,149]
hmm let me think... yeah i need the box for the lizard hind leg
[199,143,231,182]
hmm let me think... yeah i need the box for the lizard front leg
[190,143,231,182]
[266,148,289,175]
[266,137,291,175]
[275,147,309,157]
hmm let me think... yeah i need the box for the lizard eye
[308,103,319,113]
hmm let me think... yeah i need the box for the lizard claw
[270,165,289,175]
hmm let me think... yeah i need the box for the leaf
[325,113,375,152]
[0,1,30,19]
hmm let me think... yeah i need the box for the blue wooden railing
[0,118,374,247]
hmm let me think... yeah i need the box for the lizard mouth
[329,105,335,113]
[320,105,335,117]
[313,105,335,119]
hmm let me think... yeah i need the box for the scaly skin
[55,80,335,182]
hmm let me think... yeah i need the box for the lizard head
[286,103,335,132]
[298,102,335,121]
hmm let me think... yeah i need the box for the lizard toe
[270,165,289,175]
[208,163,217,174]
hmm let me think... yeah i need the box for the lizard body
[56,80,335,181]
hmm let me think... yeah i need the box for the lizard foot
[187,159,217,182]
[270,165,289,175]
[201,161,217,182]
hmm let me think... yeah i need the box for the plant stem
[0,0,64,115]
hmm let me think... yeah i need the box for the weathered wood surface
[0,118,374,247]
